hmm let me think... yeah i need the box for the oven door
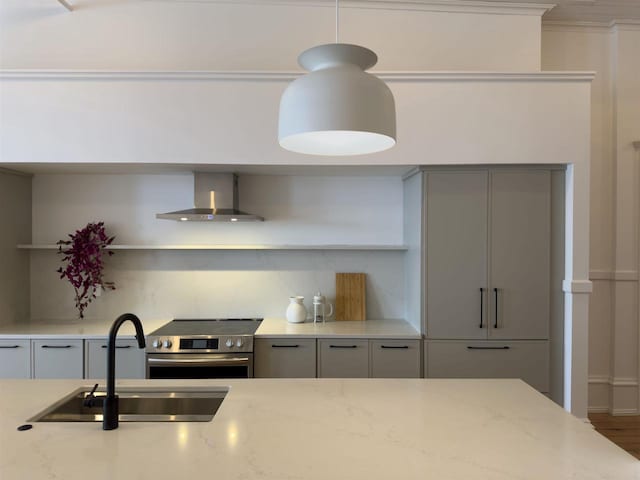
[146,353,253,379]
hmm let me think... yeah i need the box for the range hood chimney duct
[156,173,263,222]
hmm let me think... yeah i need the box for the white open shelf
[17,244,408,251]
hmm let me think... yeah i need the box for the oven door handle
[147,356,250,368]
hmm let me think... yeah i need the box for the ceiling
[487,0,640,23]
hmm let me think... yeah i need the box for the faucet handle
[83,383,102,408]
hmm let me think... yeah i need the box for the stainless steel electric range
[145,318,262,379]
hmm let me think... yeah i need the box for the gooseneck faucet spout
[103,313,146,430]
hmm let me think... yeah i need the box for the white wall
[32,173,404,245]
[543,22,640,415]
[0,73,592,167]
[30,173,405,323]
[0,170,31,324]
[0,0,545,71]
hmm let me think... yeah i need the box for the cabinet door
[426,340,549,392]
[318,339,369,378]
[32,339,84,379]
[426,172,488,339]
[254,338,316,378]
[0,339,31,378]
[370,339,421,378]
[85,339,146,379]
[490,171,550,339]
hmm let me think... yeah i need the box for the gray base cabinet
[256,337,422,379]
[425,340,549,392]
[0,339,31,378]
[85,338,146,379]
[254,338,316,378]
[370,340,421,378]
[318,339,369,378]
[32,339,84,379]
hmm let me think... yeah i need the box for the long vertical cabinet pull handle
[479,288,484,328]
[493,288,499,329]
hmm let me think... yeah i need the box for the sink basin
[29,386,228,423]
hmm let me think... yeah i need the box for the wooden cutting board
[335,273,366,321]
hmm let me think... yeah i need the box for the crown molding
[611,19,640,30]
[543,19,640,31]
[0,70,595,82]
[542,20,611,31]
[0,166,32,177]
[55,0,554,16]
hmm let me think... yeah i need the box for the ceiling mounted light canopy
[278,0,396,156]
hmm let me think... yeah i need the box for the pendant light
[278,0,396,156]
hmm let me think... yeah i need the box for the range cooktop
[149,318,263,337]
[146,318,263,354]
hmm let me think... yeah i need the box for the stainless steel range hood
[156,173,263,222]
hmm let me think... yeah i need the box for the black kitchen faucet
[84,313,146,430]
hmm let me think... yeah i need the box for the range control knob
[162,339,172,349]
[152,339,162,349]
[236,338,243,348]
[225,338,234,348]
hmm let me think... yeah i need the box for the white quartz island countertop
[0,378,637,480]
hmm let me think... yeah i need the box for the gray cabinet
[425,169,551,340]
[85,338,146,379]
[32,338,84,378]
[489,171,550,340]
[370,339,421,378]
[426,171,488,339]
[0,339,31,378]
[254,338,316,378]
[426,340,549,392]
[318,339,369,378]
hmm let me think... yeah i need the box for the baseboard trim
[611,408,640,416]
[587,407,610,413]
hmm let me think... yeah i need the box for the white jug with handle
[313,292,334,324]
[286,296,307,323]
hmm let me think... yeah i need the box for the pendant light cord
[335,0,339,43]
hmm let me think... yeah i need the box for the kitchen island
[0,378,636,479]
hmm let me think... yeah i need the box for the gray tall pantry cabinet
[404,167,564,402]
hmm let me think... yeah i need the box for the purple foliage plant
[57,222,116,318]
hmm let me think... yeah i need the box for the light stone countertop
[0,318,169,339]
[255,317,421,338]
[0,378,636,480]
[0,317,420,339]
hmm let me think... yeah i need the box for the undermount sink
[29,386,228,423]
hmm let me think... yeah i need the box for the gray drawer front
[318,339,369,378]
[33,339,84,379]
[0,339,31,378]
[86,339,145,379]
[370,339,421,378]
[426,340,549,392]
[255,338,316,378]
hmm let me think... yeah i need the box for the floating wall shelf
[17,244,408,251]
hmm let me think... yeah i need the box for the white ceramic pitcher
[286,296,307,323]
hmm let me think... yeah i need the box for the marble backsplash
[30,250,405,324]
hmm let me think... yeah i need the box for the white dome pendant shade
[278,43,396,156]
